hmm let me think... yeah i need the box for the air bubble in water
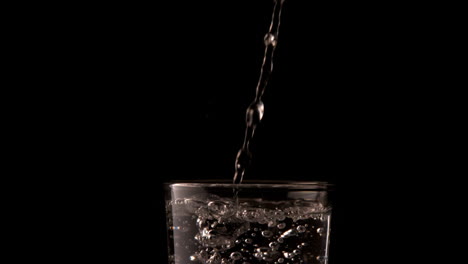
[277,258,285,263]
[262,230,273,237]
[281,228,298,238]
[245,238,253,244]
[275,211,286,221]
[277,223,286,229]
[269,241,280,250]
[208,201,226,212]
[230,252,242,260]
[297,225,306,233]
[317,227,325,235]
[283,252,293,259]
[173,199,185,205]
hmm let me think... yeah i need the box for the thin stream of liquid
[166,3,332,263]
[233,0,285,185]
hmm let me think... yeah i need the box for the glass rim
[165,180,332,189]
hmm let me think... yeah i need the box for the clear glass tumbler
[164,181,332,264]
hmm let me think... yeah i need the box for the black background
[35,1,457,263]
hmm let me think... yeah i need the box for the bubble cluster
[167,195,331,264]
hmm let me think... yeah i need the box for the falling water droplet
[264,33,278,46]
